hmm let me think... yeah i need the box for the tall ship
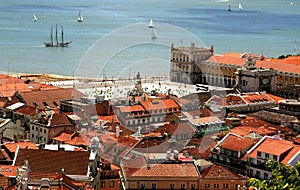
[77,11,83,22]
[44,25,72,47]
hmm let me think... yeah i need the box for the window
[110,171,114,177]
[256,171,261,178]
[214,184,219,188]
[44,129,46,133]
[170,183,174,189]
[141,183,146,189]
[40,128,42,132]
[32,126,34,130]
[191,184,196,190]
[249,169,253,176]
[264,172,268,179]
[265,153,269,159]
[273,155,278,161]
[100,181,105,188]
[109,180,114,187]
[223,184,229,189]
[31,134,34,138]
[180,184,185,189]
[205,183,210,188]
[257,151,261,157]
[151,183,156,189]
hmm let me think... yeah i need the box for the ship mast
[55,24,58,46]
[50,26,53,46]
[61,25,64,45]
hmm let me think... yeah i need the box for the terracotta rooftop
[189,116,222,125]
[207,53,300,74]
[18,88,85,110]
[119,105,145,113]
[15,105,43,117]
[219,133,255,151]
[122,156,199,178]
[229,126,275,137]
[0,165,18,177]
[3,141,38,154]
[247,136,294,158]
[14,148,90,175]
[141,99,179,111]
[201,164,246,180]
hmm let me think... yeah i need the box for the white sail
[33,14,38,22]
[77,11,83,22]
[238,3,243,10]
[148,19,154,28]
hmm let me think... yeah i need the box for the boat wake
[216,0,229,2]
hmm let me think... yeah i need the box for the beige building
[119,156,201,190]
[170,43,214,84]
[170,44,300,96]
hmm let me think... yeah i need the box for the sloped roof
[219,133,255,151]
[122,157,199,178]
[201,164,246,180]
[15,105,43,117]
[3,141,38,154]
[247,136,294,159]
[18,88,85,110]
[14,148,89,175]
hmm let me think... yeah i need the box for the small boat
[33,14,38,22]
[77,11,83,22]
[238,3,243,11]
[148,19,154,28]
[44,25,72,47]
[290,1,294,6]
[228,4,232,11]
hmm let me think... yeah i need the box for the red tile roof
[122,157,199,178]
[219,133,255,151]
[119,105,145,113]
[208,54,300,74]
[0,165,18,177]
[15,105,43,117]
[247,136,294,158]
[3,141,38,154]
[18,88,85,110]
[49,113,74,126]
[281,146,300,165]
[14,148,90,175]
[141,99,179,111]
[201,164,246,180]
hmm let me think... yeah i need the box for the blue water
[0,0,300,78]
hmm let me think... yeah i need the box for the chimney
[116,126,120,138]
[166,150,171,160]
[174,150,179,160]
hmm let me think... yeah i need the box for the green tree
[248,160,300,190]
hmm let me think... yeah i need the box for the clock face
[262,78,269,84]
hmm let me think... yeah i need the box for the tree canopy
[248,160,300,190]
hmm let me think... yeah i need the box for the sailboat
[44,25,72,47]
[148,19,154,28]
[238,3,243,11]
[77,11,83,22]
[33,14,38,22]
[228,4,232,11]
